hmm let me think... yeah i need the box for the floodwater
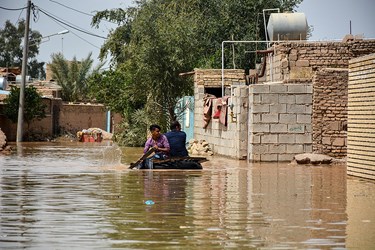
[0,142,374,249]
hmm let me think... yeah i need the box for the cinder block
[262,114,279,123]
[260,154,278,162]
[249,94,261,104]
[295,94,313,104]
[252,104,270,113]
[270,84,288,93]
[304,144,313,153]
[262,94,279,104]
[297,114,312,124]
[287,85,307,93]
[286,144,304,153]
[270,103,287,113]
[252,124,270,133]
[287,104,306,113]
[250,134,261,143]
[251,84,270,93]
[269,144,286,153]
[279,114,297,124]
[279,94,296,104]
[278,154,294,162]
[279,134,295,143]
[270,124,288,133]
[252,144,268,153]
[261,134,278,143]
[288,124,305,133]
[295,134,312,144]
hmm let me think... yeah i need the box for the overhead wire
[0,6,27,11]
[48,0,119,25]
[42,11,102,50]
[35,5,107,39]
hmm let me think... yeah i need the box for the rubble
[293,153,333,165]
[188,139,213,156]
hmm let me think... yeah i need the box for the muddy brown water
[0,142,374,249]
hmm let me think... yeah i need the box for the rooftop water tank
[267,12,308,41]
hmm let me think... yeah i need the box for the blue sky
[297,0,375,40]
[1,0,374,67]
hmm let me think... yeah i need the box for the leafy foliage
[90,0,302,145]
[0,20,45,79]
[50,52,104,102]
[3,85,46,126]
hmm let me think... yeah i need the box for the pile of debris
[188,139,213,156]
[76,128,113,142]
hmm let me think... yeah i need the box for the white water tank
[267,12,308,41]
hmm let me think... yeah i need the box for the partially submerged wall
[248,83,313,161]
[59,103,107,134]
[0,100,120,141]
[347,53,375,180]
[193,69,248,159]
[312,68,348,158]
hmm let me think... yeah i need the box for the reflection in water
[0,142,374,249]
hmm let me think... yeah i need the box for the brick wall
[59,103,107,134]
[248,83,313,161]
[0,100,120,141]
[312,68,348,158]
[194,68,245,88]
[347,53,375,180]
[268,40,375,82]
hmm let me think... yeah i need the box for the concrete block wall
[248,83,313,162]
[312,68,348,158]
[194,80,248,159]
[347,53,375,180]
[268,40,375,82]
[194,86,249,159]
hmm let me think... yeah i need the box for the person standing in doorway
[165,121,189,157]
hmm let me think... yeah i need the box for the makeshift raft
[136,157,207,170]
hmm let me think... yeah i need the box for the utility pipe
[262,8,280,48]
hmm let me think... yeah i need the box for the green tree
[3,85,46,130]
[50,52,104,102]
[0,20,45,79]
[90,0,303,145]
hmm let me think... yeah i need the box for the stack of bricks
[312,68,348,158]
[347,53,375,179]
[194,69,245,87]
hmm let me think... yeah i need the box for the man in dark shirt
[165,121,189,157]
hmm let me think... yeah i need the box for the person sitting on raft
[165,121,189,158]
[143,124,170,160]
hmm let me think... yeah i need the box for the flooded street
[0,142,374,249]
